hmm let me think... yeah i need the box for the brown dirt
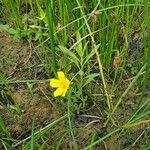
[0,29,46,80]
[2,87,59,138]
[0,29,61,148]
[0,30,29,75]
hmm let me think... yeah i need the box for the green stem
[0,79,49,85]
[76,0,111,110]
[67,89,78,150]
[137,0,150,107]
[104,63,146,127]
[46,0,57,76]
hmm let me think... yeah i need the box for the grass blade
[46,0,57,75]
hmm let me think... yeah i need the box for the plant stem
[46,0,57,76]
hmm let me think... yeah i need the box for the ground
[0,30,104,149]
[0,28,150,150]
[0,30,61,149]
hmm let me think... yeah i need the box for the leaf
[83,44,100,65]
[121,119,150,128]
[27,82,33,94]
[0,24,9,30]
[0,24,18,35]
[0,116,6,132]
[82,42,88,56]
[35,0,47,24]
[0,116,10,136]
[75,32,83,57]
[22,115,67,150]
[59,45,80,68]
[83,73,99,87]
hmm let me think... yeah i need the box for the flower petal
[66,78,70,86]
[62,88,68,97]
[57,71,65,80]
[62,79,70,96]
[50,79,60,88]
[54,88,64,97]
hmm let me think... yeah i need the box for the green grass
[0,0,150,149]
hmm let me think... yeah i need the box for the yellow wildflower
[50,71,70,97]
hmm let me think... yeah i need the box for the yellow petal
[62,88,68,97]
[54,88,64,97]
[50,79,60,88]
[57,71,65,80]
[66,78,70,86]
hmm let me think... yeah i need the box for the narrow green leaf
[27,82,33,94]
[83,129,120,150]
[83,73,99,87]
[0,24,18,35]
[46,0,57,75]
[38,140,47,150]
[22,115,67,149]
[83,44,100,65]
[31,118,35,150]
[75,32,83,57]
[0,116,6,132]
[59,45,80,68]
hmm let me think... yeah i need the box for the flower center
[60,80,67,89]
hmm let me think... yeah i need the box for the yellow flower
[50,71,70,97]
